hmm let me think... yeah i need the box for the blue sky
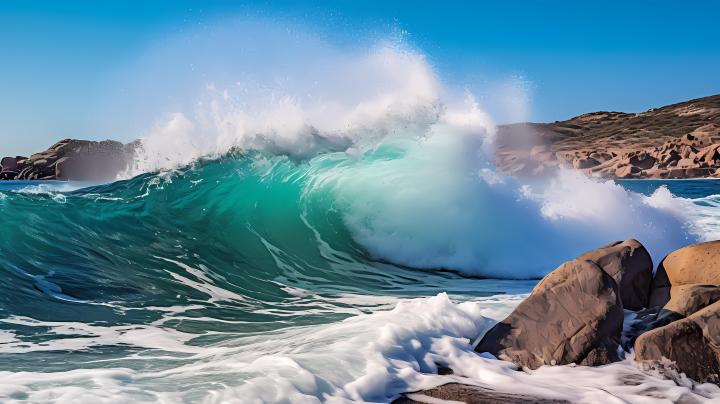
[1,0,719,157]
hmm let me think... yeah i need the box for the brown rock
[616,165,641,178]
[579,346,616,366]
[475,259,623,369]
[55,157,75,181]
[635,300,720,385]
[0,156,28,171]
[653,285,720,327]
[393,383,571,404]
[662,150,681,165]
[685,167,714,178]
[648,240,720,308]
[576,239,653,311]
[531,145,549,155]
[573,157,601,169]
[667,168,687,179]
[696,145,720,163]
[629,154,655,169]
[677,158,695,169]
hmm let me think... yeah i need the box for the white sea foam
[128,44,452,176]
[298,128,701,278]
[7,14,714,404]
[120,32,705,278]
[1,293,718,403]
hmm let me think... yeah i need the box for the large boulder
[475,240,653,369]
[576,239,653,311]
[648,240,720,308]
[653,285,720,328]
[635,300,720,385]
[635,240,720,385]
[476,259,624,369]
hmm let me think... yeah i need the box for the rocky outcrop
[474,240,648,369]
[635,300,720,384]
[634,240,720,385]
[576,239,653,311]
[648,240,720,309]
[0,139,140,181]
[393,383,570,404]
[396,239,720,403]
[493,94,720,179]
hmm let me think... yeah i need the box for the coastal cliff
[3,95,719,182]
[494,94,720,179]
[0,139,139,181]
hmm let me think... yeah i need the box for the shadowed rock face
[577,239,653,311]
[635,240,720,385]
[648,240,720,309]
[636,300,720,384]
[652,285,720,328]
[392,383,571,404]
[493,94,720,179]
[476,259,623,369]
[474,239,655,370]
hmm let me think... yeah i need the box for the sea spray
[0,15,715,404]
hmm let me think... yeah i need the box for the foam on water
[1,11,718,404]
[2,292,720,403]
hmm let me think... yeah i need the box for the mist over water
[124,18,700,277]
[0,10,716,404]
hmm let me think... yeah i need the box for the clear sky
[1,0,719,157]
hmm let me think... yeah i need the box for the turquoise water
[0,145,714,402]
[0,150,532,376]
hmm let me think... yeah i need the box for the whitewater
[2,15,720,404]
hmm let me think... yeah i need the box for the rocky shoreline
[494,94,720,179]
[395,239,720,403]
[0,139,139,182]
[3,96,718,183]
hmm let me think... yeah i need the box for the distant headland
[3,95,720,182]
[494,94,720,179]
[0,139,139,182]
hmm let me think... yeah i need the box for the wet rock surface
[475,253,625,369]
[392,383,571,404]
[474,239,653,370]
[648,240,720,309]
[636,300,720,384]
[634,240,720,385]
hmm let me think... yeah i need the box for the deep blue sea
[617,179,720,199]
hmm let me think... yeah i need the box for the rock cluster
[474,239,720,384]
[396,239,720,402]
[0,139,139,181]
[476,239,651,369]
[567,124,720,179]
[493,94,720,179]
[636,241,720,384]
